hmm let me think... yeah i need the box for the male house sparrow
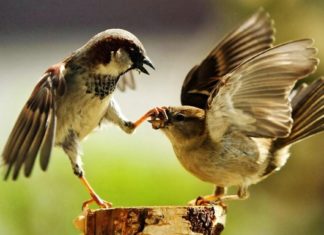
[2,29,156,208]
[149,10,323,204]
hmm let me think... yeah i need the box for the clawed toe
[82,197,113,211]
[188,195,226,208]
[79,176,112,211]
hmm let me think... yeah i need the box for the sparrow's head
[150,106,206,144]
[77,28,154,77]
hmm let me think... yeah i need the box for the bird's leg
[133,107,168,128]
[62,136,112,210]
[79,175,112,210]
[189,185,249,206]
[104,99,167,133]
[218,186,249,201]
[104,98,135,134]
[188,186,226,206]
[73,164,112,210]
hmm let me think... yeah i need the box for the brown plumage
[181,8,275,109]
[274,77,324,147]
[149,10,322,204]
[2,28,155,208]
[2,71,64,179]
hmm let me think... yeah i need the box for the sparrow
[1,28,157,208]
[148,10,323,204]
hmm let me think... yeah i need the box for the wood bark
[75,205,226,235]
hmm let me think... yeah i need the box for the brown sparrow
[148,10,322,204]
[2,28,157,208]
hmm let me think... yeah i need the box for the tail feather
[276,77,324,147]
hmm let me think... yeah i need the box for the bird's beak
[143,57,155,70]
[138,56,155,75]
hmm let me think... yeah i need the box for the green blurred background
[0,0,323,234]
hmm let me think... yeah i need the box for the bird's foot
[82,193,112,211]
[79,176,112,211]
[147,107,169,129]
[134,107,168,129]
[188,195,227,208]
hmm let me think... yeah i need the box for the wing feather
[207,39,319,142]
[24,89,53,176]
[2,66,66,180]
[39,97,57,172]
[13,90,49,179]
[181,8,275,109]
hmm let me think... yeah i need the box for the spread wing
[2,66,66,180]
[181,8,275,109]
[206,39,318,142]
[117,71,136,92]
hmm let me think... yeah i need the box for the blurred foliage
[0,0,324,235]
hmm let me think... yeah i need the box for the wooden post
[75,205,226,235]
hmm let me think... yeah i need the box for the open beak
[138,56,155,75]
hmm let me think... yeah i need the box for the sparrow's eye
[174,113,185,122]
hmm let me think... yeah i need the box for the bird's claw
[148,107,169,129]
[133,107,168,129]
[82,193,112,211]
[188,195,226,208]
[148,107,168,120]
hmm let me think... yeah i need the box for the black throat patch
[85,74,119,99]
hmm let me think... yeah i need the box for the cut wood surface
[75,205,226,235]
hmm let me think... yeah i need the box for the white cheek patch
[95,49,132,76]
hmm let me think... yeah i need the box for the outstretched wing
[206,39,318,142]
[2,65,66,180]
[181,8,275,109]
[117,71,136,92]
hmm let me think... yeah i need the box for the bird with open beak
[149,9,323,205]
[2,28,156,208]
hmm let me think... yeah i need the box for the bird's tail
[275,77,324,148]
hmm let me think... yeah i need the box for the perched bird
[2,28,156,208]
[149,10,323,204]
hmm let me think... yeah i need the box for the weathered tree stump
[75,206,226,235]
